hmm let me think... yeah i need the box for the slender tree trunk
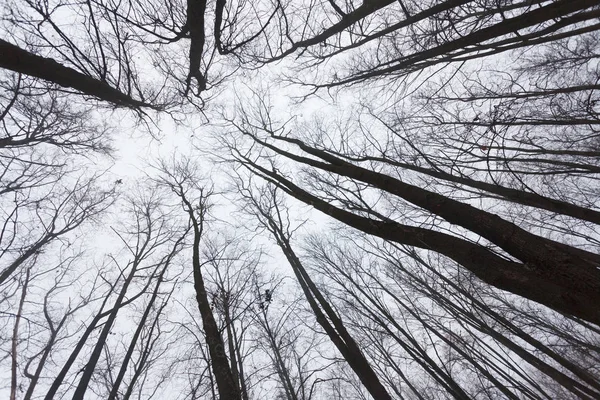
[121,291,171,400]
[223,305,244,398]
[10,267,30,400]
[179,192,242,400]
[23,316,66,400]
[259,313,299,400]
[71,260,140,400]
[343,151,600,225]
[107,258,173,400]
[43,279,151,400]
[0,236,51,285]
[231,322,249,400]
[255,197,394,400]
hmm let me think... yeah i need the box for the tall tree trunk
[71,259,141,400]
[106,246,178,400]
[180,192,242,400]
[43,278,151,400]
[235,147,600,325]
[10,267,30,400]
[250,191,395,400]
[258,311,299,400]
[0,39,155,109]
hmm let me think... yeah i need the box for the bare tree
[221,93,600,326]
[301,228,600,398]
[1,71,116,287]
[9,265,30,400]
[0,0,282,109]
[69,187,187,400]
[155,157,243,400]
[232,177,394,400]
[203,232,263,400]
[21,251,102,400]
[250,274,334,400]
[2,2,600,400]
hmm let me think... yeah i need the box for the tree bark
[0,39,156,109]
[237,154,600,325]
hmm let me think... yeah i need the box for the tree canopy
[1,1,600,399]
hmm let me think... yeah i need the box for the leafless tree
[0,0,283,109]
[154,157,243,400]
[2,1,600,399]
[221,92,600,326]
[231,176,395,400]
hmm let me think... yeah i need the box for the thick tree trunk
[191,250,242,400]
[240,156,600,325]
[0,39,155,109]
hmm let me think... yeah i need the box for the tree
[213,1,599,90]
[70,187,187,400]
[249,274,338,400]
[0,71,116,287]
[2,1,600,399]
[203,233,263,400]
[303,230,600,398]
[233,178,394,400]
[20,251,100,400]
[29,187,187,400]
[155,158,243,400]
[222,90,600,325]
[0,0,282,109]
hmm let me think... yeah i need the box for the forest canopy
[1,1,600,399]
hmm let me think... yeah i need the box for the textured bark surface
[0,39,155,109]
[239,153,600,326]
